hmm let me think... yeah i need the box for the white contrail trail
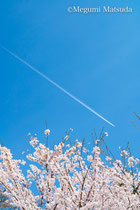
[2,46,115,127]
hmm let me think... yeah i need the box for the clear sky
[0,0,140,160]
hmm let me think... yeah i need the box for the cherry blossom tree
[0,129,140,209]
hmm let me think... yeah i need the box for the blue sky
[0,0,140,160]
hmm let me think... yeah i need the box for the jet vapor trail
[2,46,115,127]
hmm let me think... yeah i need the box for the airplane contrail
[1,46,115,127]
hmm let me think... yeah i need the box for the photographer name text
[67,6,133,14]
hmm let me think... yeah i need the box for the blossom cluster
[0,131,140,209]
